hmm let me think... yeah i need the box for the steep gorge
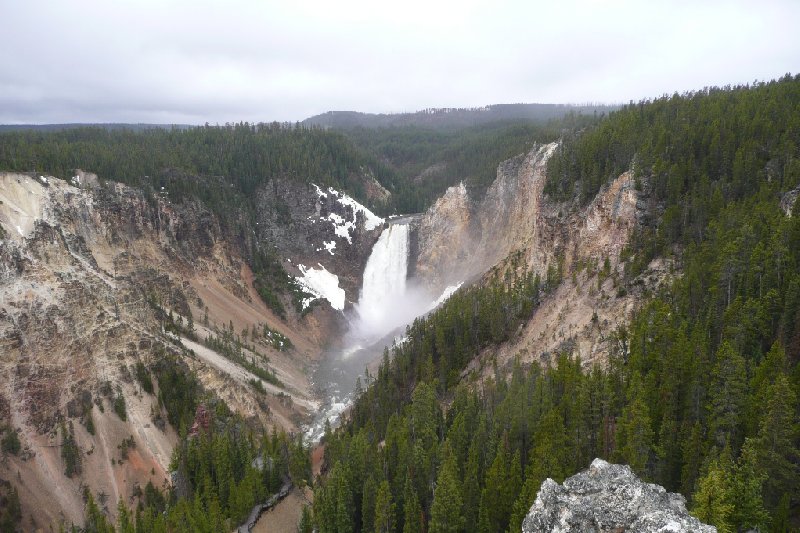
[0,169,385,528]
[1,119,777,530]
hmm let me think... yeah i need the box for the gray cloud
[1,0,797,124]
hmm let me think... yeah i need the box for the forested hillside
[0,123,391,219]
[62,353,311,532]
[312,76,800,533]
[342,122,561,213]
[0,119,585,216]
[303,103,614,130]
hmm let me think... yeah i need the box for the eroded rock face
[413,143,559,294]
[522,459,715,533]
[412,143,661,369]
[0,172,331,529]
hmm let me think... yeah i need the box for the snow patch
[323,240,336,255]
[326,212,355,242]
[427,282,463,312]
[334,188,383,231]
[295,264,346,311]
[312,183,384,243]
[313,184,328,198]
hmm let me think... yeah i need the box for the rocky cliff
[413,142,670,369]
[523,459,715,532]
[256,178,383,310]
[0,170,381,529]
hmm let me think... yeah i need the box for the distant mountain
[303,103,618,130]
[0,123,192,132]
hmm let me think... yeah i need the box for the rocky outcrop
[523,459,715,533]
[781,185,799,216]
[413,181,471,288]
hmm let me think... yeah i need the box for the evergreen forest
[311,75,800,533]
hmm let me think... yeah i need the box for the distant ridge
[0,123,193,132]
[303,103,618,130]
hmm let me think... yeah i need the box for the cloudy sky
[1,0,797,124]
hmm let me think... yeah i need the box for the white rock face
[522,459,716,533]
[414,143,559,294]
[0,172,52,241]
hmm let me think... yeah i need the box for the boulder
[522,459,715,532]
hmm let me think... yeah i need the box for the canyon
[1,140,671,529]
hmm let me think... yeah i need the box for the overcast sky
[1,0,797,124]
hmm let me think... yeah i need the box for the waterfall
[306,219,464,442]
[354,223,410,338]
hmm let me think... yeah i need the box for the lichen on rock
[522,458,715,532]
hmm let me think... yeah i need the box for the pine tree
[461,432,483,528]
[692,456,733,533]
[299,506,314,533]
[707,342,747,450]
[613,375,654,477]
[117,499,135,533]
[477,438,519,533]
[429,442,465,533]
[361,476,377,533]
[681,421,704,498]
[729,439,769,532]
[751,375,799,510]
[84,492,115,533]
[402,474,423,533]
[373,480,394,533]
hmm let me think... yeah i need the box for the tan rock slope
[414,143,672,371]
[0,172,324,529]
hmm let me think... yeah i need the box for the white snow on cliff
[427,282,463,312]
[312,183,384,243]
[294,263,346,311]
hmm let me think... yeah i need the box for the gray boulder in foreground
[522,458,716,532]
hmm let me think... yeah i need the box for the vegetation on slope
[547,74,800,278]
[303,103,615,130]
[0,123,394,320]
[344,116,598,213]
[311,77,800,533]
[0,121,588,315]
[5,77,800,532]
[0,123,386,211]
[66,354,309,533]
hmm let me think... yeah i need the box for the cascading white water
[306,219,465,442]
[354,223,410,338]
